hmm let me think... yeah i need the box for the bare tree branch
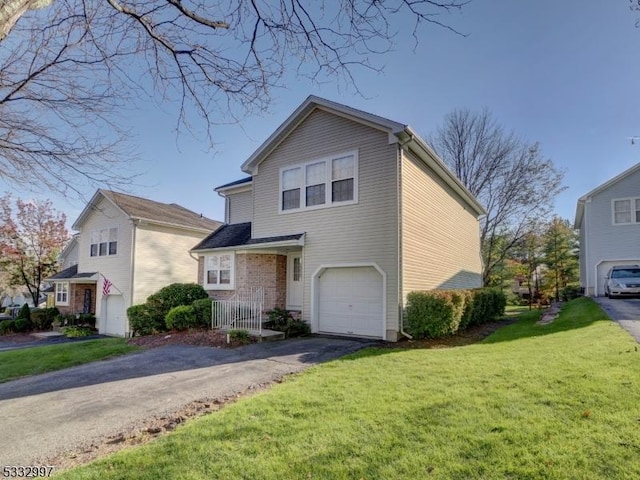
[430,108,566,285]
[0,0,468,198]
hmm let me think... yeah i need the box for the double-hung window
[613,198,640,225]
[280,150,357,212]
[204,253,234,290]
[55,282,69,306]
[90,227,118,257]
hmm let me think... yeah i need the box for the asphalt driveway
[0,336,372,468]
[594,297,640,342]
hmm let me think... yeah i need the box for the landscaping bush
[78,313,96,328]
[16,303,31,321]
[265,308,311,338]
[560,284,582,302]
[13,318,29,332]
[127,304,159,336]
[192,298,213,328]
[0,319,15,335]
[406,288,507,339]
[405,291,464,339]
[146,283,209,330]
[30,307,60,331]
[61,326,94,338]
[228,329,251,344]
[165,305,198,331]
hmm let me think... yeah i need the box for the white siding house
[575,163,640,296]
[48,190,221,336]
[193,96,485,341]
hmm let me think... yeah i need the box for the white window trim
[203,252,235,290]
[55,282,70,306]
[611,197,640,226]
[278,150,359,214]
[89,226,119,257]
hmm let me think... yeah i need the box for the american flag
[102,276,113,296]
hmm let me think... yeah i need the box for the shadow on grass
[337,298,610,363]
[482,297,608,344]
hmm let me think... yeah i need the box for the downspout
[583,201,590,295]
[397,141,412,340]
[128,219,136,336]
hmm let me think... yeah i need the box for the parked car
[605,265,640,298]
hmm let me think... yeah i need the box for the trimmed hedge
[406,288,506,339]
[31,307,60,331]
[146,283,209,329]
[165,305,197,331]
[127,304,158,336]
[192,298,213,328]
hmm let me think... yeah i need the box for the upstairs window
[613,198,640,225]
[204,253,234,290]
[90,227,118,257]
[279,151,358,213]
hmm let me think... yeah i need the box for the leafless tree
[1,0,468,198]
[430,108,565,286]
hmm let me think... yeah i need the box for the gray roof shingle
[192,223,303,251]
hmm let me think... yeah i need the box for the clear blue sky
[50,0,640,228]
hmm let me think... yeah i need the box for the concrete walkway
[0,337,372,468]
[594,297,640,342]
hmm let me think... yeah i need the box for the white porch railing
[212,300,263,334]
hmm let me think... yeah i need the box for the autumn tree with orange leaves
[0,195,68,306]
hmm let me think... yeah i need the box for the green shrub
[14,318,29,332]
[165,305,197,331]
[265,308,310,338]
[468,288,506,326]
[228,329,251,344]
[192,298,213,328]
[560,284,582,302]
[78,313,96,328]
[146,283,209,330]
[405,291,463,339]
[30,307,60,330]
[127,304,159,336]
[17,303,31,320]
[62,326,94,337]
[0,319,15,335]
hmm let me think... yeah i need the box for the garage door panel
[318,267,383,338]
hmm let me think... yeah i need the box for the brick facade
[57,283,96,316]
[200,253,288,311]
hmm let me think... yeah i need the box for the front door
[286,253,303,310]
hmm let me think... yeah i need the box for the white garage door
[318,267,383,338]
[597,260,640,296]
[102,295,126,337]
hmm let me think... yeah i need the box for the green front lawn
[58,298,640,479]
[0,338,139,383]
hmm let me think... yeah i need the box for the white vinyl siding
[251,109,399,337]
[401,150,482,299]
[226,190,253,224]
[279,150,358,213]
[79,197,133,326]
[579,167,640,295]
[133,224,209,304]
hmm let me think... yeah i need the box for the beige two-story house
[48,190,221,336]
[192,96,485,341]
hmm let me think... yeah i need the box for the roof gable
[72,190,222,232]
[574,162,640,228]
[239,95,485,217]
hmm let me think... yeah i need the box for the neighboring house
[47,190,221,336]
[191,96,486,341]
[575,162,640,296]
